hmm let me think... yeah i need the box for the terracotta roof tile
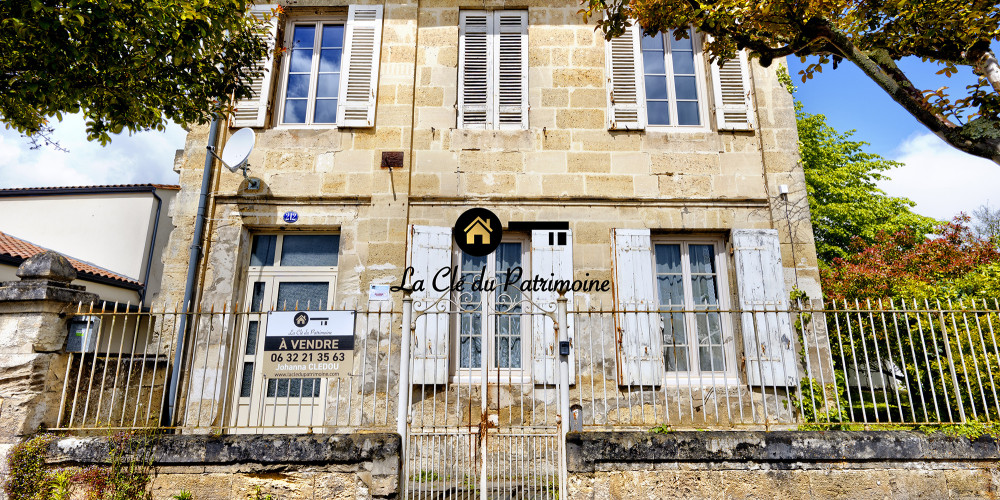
[0,231,141,286]
[0,184,179,195]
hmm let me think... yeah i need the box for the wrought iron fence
[51,298,1000,433]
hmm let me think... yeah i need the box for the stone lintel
[566,431,1000,472]
[0,281,97,304]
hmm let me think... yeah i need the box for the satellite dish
[221,128,255,173]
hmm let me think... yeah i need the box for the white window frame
[640,28,711,132]
[275,14,348,129]
[650,235,738,385]
[449,234,532,383]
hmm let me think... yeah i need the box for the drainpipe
[138,187,163,305]
[164,116,222,427]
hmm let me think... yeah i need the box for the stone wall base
[568,466,999,499]
[149,467,381,500]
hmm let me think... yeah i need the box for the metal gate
[398,293,569,499]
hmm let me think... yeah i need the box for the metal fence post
[557,292,570,496]
[397,294,413,437]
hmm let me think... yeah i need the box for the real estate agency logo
[454,208,502,256]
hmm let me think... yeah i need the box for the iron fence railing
[50,298,1000,433]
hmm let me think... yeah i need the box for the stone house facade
[158,0,822,431]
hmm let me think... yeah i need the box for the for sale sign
[262,311,355,378]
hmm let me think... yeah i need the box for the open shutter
[531,230,574,384]
[231,5,280,127]
[459,11,491,129]
[494,11,528,130]
[612,229,661,386]
[407,225,452,385]
[336,5,383,128]
[605,23,646,130]
[732,229,797,387]
[711,50,755,130]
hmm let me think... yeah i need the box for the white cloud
[882,132,1000,221]
[0,115,187,188]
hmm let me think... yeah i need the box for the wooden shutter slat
[231,5,279,128]
[732,229,797,387]
[337,5,383,128]
[407,225,452,385]
[711,50,755,130]
[612,228,661,386]
[605,23,645,130]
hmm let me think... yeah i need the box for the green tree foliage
[797,103,936,262]
[581,0,1000,163]
[0,0,273,145]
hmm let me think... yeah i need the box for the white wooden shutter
[612,229,661,386]
[336,5,383,128]
[605,23,646,130]
[732,229,797,387]
[531,230,574,384]
[494,11,528,130]
[231,5,280,127]
[407,225,452,385]
[459,11,491,129]
[711,50,755,130]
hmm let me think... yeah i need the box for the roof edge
[0,184,180,197]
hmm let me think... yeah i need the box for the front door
[230,234,339,432]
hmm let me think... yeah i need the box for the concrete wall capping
[566,431,1000,472]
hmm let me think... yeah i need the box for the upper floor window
[280,22,345,125]
[458,10,528,130]
[230,5,383,129]
[605,25,755,131]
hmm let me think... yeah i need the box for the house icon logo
[454,208,502,256]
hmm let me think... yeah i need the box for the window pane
[275,282,329,310]
[640,32,663,50]
[647,101,671,125]
[250,282,266,312]
[655,244,682,274]
[495,243,522,369]
[280,235,340,266]
[289,47,314,73]
[319,49,342,73]
[239,362,254,398]
[689,245,716,273]
[251,235,276,266]
[672,50,696,75]
[292,25,316,49]
[460,253,485,368]
[283,99,307,123]
[321,24,344,48]
[314,100,338,123]
[642,51,665,74]
[676,101,700,126]
[285,74,311,98]
[657,274,684,306]
[644,75,668,100]
[674,76,698,100]
[669,30,693,50]
[245,321,259,355]
[316,74,339,98]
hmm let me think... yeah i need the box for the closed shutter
[459,11,491,129]
[407,225,452,385]
[612,229,661,386]
[231,5,280,127]
[605,23,646,130]
[336,5,383,128]
[494,11,528,130]
[531,230,575,385]
[711,50,755,130]
[732,229,797,387]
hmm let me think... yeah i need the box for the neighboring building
[0,231,142,303]
[0,184,179,304]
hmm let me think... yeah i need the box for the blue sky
[0,55,997,221]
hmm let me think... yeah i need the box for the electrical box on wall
[66,316,100,353]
